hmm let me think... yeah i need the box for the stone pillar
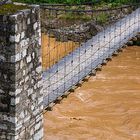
[0,5,43,140]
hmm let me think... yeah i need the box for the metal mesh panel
[41,2,140,108]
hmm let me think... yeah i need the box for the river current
[43,44,140,140]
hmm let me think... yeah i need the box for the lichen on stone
[0,4,29,15]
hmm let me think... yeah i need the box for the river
[41,34,78,70]
[43,45,140,140]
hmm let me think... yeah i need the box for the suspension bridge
[0,2,140,139]
[42,7,140,108]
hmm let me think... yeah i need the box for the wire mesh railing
[41,2,140,108]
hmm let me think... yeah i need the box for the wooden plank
[46,102,55,111]
[89,70,96,76]
[102,60,107,65]
[113,51,119,56]
[55,96,63,104]
[96,65,102,71]
[62,91,71,98]
[83,75,90,82]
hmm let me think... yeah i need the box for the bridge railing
[41,2,140,108]
[41,2,139,69]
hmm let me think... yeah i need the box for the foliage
[13,0,92,4]
[12,0,138,4]
[0,4,28,14]
[96,13,109,24]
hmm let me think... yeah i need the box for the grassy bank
[0,4,28,15]
[13,0,138,5]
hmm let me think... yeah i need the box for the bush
[12,0,138,4]
[13,0,96,4]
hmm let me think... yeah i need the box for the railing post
[0,5,43,139]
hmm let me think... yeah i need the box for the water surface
[42,34,78,70]
[44,46,140,140]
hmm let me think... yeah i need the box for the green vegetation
[59,12,91,21]
[12,0,138,4]
[0,4,28,14]
[96,13,109,24]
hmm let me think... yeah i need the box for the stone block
[0,5,43,140]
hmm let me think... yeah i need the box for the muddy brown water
[42,34,78,70]
[43,45,140,140]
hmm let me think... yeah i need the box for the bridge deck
[43,8,140,107]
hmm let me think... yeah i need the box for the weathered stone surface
[41,6,135,42]
[0,5,43,140]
